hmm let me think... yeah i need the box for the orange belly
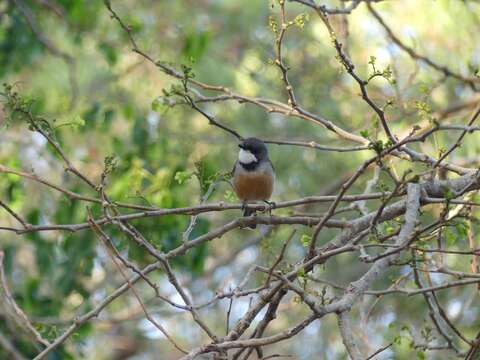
[233,172,273,201]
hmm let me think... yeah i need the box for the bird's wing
[268,159,275,175]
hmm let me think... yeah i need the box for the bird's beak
[238,143,244,149]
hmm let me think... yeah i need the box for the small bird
[232,137,275,228]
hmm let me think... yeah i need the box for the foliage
[1,0,480,359]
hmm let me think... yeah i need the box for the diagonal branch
[367,2,480,89]
[0,251,51,348]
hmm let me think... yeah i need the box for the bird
[232,137,275,228]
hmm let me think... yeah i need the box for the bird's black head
[238,137,268,162]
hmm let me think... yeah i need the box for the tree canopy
[1,0,480,359]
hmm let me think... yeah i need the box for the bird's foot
[261,200,276,215]
[241,201,257,229]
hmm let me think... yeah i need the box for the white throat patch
[239,148,257,164]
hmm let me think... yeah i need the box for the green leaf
[224,190,237,202]
[104,154,119,175]
[71,115,85,129]
[98,42,118,66]
[182,30,210,62]
[371,140,384,154]
[268,16,278,34]
[444,227,456,246]
[300,234,311,247]
[444,188,456,201]
[454,219,468,239]
[294,13,309,29]
[174,171,193,184]
[360,129,370,139]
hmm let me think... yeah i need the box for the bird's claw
[262,200,276,215]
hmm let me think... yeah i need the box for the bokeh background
[1,0,480,359]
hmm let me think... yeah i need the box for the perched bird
[232,137,275,228]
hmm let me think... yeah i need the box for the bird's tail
[243,206,257,229]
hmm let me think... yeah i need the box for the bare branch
[0,251,51,348]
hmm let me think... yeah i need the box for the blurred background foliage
[0,0,480,359]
